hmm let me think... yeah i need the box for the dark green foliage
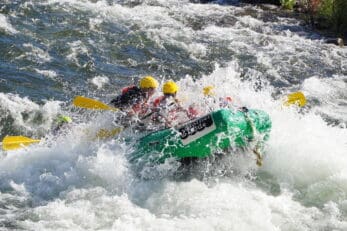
[241,0,281,5]
[281,0,297,10]
[295,0,347,38]
[332,0,347,37]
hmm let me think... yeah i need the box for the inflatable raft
[130,108,271,164]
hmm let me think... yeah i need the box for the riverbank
[241,0,346,44]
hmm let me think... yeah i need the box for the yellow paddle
[95,127,123,139]
[2,126,123,151]
[283,92,306,107]
[2,136,41,151]
[73,96,118,111]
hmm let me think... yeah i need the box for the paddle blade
[284,92,306,107]
[95,127,122,139]
[2,136,41,151]
[73,96,118,111]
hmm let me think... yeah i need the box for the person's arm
[174,99,196,120]
[187,104,200,119]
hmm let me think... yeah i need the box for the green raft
[130,108,271,164]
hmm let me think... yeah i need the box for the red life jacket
[153,96,165,108]
[121,85,136,94]
[219,96,233,108]
[187,105,199,119]
[111,85,148,115]
[122,86,146,114]
[151,96,191,124]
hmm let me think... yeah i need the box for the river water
[0,0,347,230]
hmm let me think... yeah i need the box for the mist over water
[0,0,347,230]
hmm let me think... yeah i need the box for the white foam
[34,69,58,79]
[16,43,52,64]
[15,180,347,230]
[0,93,63,133]
[0,125,131,199]
[66,40,91,67]
[265,110,347,185]
[89,76,110,89]
[238,15,264,29]
[0,14,18,34]
[89,17,103,31]
[303,75,347,125]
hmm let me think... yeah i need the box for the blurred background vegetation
[281,0,347,38]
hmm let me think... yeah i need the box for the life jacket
[121,86,136,94]
[203,95,233,112]
[151,96,190,125]
[110,86,149,115]
[153,96,165,108]
[187,105,199,119]
[219,96,233,108]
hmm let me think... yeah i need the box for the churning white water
[0,0,346,230]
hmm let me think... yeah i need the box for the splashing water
[0,0,347,230]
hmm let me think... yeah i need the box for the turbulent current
[0,0,347,230]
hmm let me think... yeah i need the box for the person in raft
[52,114,73,135]
[151,80,197,127]
[110,76,159,119]
[202,85,233,111]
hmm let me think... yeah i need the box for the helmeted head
[163,80,178,96]
[53,115,72,134]
[55,114,72,126]
[139,76,158,97]
[139,76,159,89]
[56,115,72,125]
[203,86,215,96]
